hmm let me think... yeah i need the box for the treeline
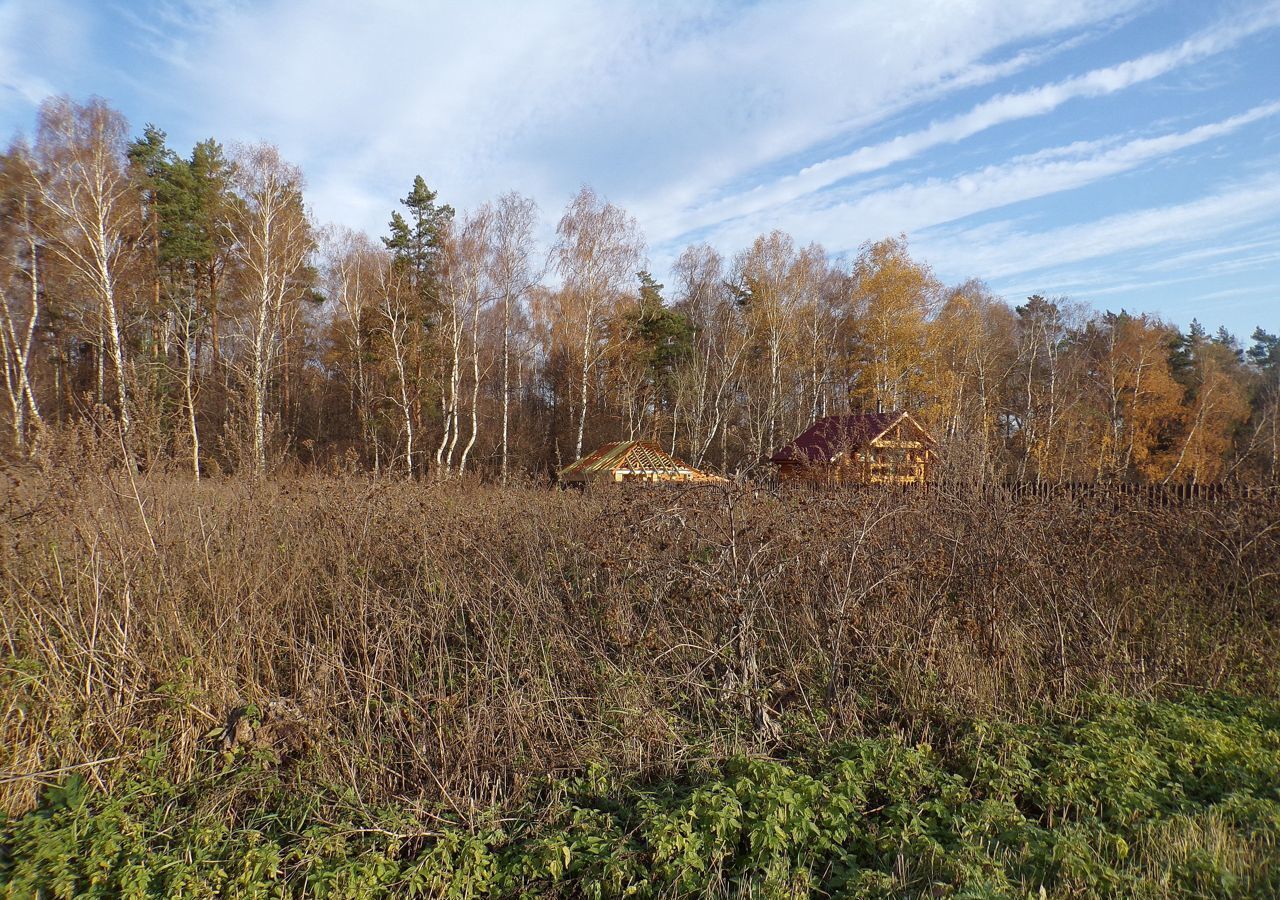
[2,96,1278,482]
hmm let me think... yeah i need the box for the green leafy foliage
[3,693,1278,898]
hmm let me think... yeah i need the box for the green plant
[4,693,1278,898]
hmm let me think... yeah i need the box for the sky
[2,0,1278,339]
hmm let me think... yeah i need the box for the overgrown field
[2,471,1279,896]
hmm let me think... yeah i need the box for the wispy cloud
[691,103,1280,258]
[110,1,234,70]
[139,0,1146,238]
[656,2,1280,243]
[0,0,80,115]
[920,170,1280,284]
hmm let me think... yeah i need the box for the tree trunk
[458,303,483,474]
[96,235,132,440]
[251,267,274,478]
[184,336,200,480]
[0,225,44,454]
[501,293,511,484]
[576,314,592,461]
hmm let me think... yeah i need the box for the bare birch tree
[434,207,493,476]
[168,284,205,478]
[671,245,748,468]
[488,192,540,483]
[732,232,802,463]
[223,143,312,477]
[0,148,46,454]
[27,97,139,444]
[373,251,418,474]
[322,226,383,469]
[554,187,643,460]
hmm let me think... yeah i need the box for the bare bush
[2,473,1277,817]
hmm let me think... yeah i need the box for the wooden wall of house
[776,452,930,485]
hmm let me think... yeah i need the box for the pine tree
[383,175,454,298]
[1248,328,1280,376]
[629,271,693,389]
[1168,318,1208,382]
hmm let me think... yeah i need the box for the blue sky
[2,0,1278,338]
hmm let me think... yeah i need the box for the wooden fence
[768,477,1280,507]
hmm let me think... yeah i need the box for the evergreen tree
[127,128,232,278]
[1248,327,1280,377]
[129,126,187,268]
[620,271,693,402]
[1213,325,1243,362]
[383,175,454,292]
[634,271,693,383]
[1168,318,1209,383]
[383,210,412,260]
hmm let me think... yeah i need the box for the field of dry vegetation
[4,468,1278,822]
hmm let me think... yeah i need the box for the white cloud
[690,102,1280,257]
[927,192,1280,332]
[918,171,1280,283]
[1021,259,1277,302]
[0,0,78,116]
[658,2,1280,241]
[145,0,1146,239]
[1135,226,1280,272]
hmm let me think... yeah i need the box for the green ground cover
[4,692,1278,899]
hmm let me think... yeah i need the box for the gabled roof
[769,411,931,465]
[559,440,708,479]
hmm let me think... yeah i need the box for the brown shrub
[1,471,1277,817]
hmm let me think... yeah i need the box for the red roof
[769,412,900,464]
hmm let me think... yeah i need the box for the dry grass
[2,467,1278,818]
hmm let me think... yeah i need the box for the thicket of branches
[3,469,1278,817]
[3,97,1279,482]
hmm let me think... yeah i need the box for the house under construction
[558,440,723,486]
[770,410,935,484]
